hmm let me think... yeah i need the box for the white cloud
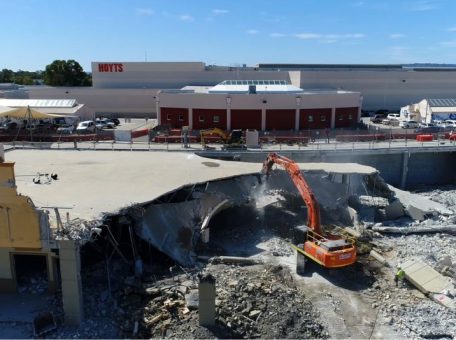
[246,29,259,35]
[295,33,321,39]
[390,33,405,39]
[387,46,410,62]
[179,14,195,22]
[447,27,456,32]
[409,0,439,11]
[439,41,456,47]
[294,33,365,41]
[136,8,154,16]
[212,9,229,15]
[270,33,286,38]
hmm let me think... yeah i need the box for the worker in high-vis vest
[395,265,405,287]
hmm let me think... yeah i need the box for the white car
[399,120,419,129]
[387,113,400,120]
[441,120,456,129]
[382,118,399,126]
[76,121,96,134]
[419,122,436,128]
[95,118,115,130]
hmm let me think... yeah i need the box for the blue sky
[2,0,456,72]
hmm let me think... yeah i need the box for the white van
[76,121,96,134]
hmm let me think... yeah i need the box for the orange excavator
[262,152,357,269]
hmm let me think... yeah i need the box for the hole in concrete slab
[198,199,307,258]
[201,161,220,167]
[13,254,48,294]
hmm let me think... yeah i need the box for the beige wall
[158,91,361,110]
[16,62,456,116]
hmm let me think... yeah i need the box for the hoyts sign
[98,63,123,72]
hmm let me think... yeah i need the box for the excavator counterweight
[262,152,356,269]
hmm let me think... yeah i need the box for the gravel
[368,185,456,339]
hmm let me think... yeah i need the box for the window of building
[213,115,220,123]
[321,115,326,122]
[166,114,171,121]
[199,115,205,122]
[348,114,353,120]
[308,115,314,122]
[178,114,184,122]
[339,114,344,121]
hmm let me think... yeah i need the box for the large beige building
[3,62,456,118]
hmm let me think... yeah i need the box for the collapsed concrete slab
[402,260,456,309]
[389,185,453,221]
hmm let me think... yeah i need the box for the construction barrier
[416,134,433,142]
[130,128,149,139]
[336,134,386,142]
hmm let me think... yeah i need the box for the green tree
[0,68,14,83]
[43,59,89,86]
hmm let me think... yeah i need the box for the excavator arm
[262,153,323,234]
[262,153,322,234]
[262,152,357,269]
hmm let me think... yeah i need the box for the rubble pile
[17,272,48,294]
[55,218,102,243]
[211,264,326,339]
[364,185,456,338]
[115,263,325,339]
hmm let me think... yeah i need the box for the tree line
[0,59,92,86]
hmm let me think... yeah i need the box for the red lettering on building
[98,63,124,73]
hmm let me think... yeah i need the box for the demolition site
[0,143,455,339]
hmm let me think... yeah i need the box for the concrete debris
[402,260,456,307]
[385,199,404,220]
[17,272,48,294]
[389,185,454,218]
[55,218,102,243]
[372,224,456,235]
[209,256,263,266]
[368,185,456,338]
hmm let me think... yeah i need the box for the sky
[2,0,456,72]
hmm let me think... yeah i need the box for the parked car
[387,113,401,120]
[382,118,399,126]
[111,118,120,126]
[414,126,444,134]
[57,125,75,134]
[76,121,96,134]
[0,120,18,131]
[399,120,420,129]
[419,122,436,128]
[441,120,456,129]
[370,114,386,123]
[96,118,115,130]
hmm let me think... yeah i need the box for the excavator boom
[263,153,322,234]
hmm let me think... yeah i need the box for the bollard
[198,273,216,327]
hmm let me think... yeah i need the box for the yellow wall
[0,162,42,249]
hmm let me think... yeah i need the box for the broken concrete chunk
[185,289,199,310]
[405,205,427,221]
[385,199,404,220]
[358,195,389,208]
[389,185,453,216]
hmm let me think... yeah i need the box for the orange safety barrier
[416,134,433,142]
